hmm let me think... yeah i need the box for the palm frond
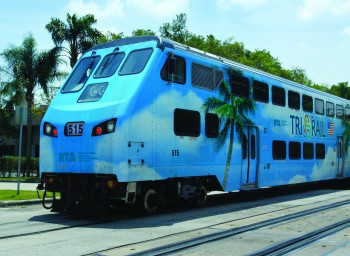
[202,97,226,113]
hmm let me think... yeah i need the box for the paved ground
[0,182,38,191]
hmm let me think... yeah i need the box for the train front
[38,37,161,212]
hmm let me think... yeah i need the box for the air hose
[42,189,56,210]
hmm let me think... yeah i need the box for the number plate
[66,122,84,136]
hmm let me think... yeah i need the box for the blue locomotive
[38,36,350,213]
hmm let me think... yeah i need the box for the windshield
[119,48,153,75]
[62,56,100,93]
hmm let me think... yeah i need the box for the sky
[0,0,349,86]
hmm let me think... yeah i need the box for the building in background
[0,101,44,157]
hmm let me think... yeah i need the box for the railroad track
[251,218,350,256]
[88,199,350,256]
[2,188,350,255]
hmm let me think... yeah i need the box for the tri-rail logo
[58,152,97,163]
[290,114,328,138]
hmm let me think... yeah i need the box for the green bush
[0,157,39,177]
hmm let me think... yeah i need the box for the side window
[253,80,269,103]
[192,63,223,90]
[161,55,186,84]
[288,91,300,110]
[174,108,200,137]
[289,141,301,160]
[315,98,324,115]
[242,134,247,160]
[272,86,286,106]
[303,142,314,159]
[273,140,286,160]
[62,56,101,93]
[251,134,256,160]
[316,143,325,159]
[205,113,219,138]
[346,106,350,120]
[215,69,224,88]
[119,48,153,75]
[94,52,125,78]
[302,95,313,113]
[231,74,250,98]
[336,104,344,119]
[326,102,334,117]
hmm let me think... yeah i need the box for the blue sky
[1,0,349,86]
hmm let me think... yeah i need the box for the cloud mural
[310,147,337,181]
[288,174,307,184]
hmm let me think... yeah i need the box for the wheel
[195,185,207,206]
[140,188,159,214]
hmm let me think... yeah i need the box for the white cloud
[127,0,190,20]
[310,147,337,180]
[66,0,125,20]
[216,0,265,9]
[343,27,350,37]
[288,174,307,184]
[298,0,350,20]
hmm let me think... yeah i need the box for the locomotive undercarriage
[37,173,222,214]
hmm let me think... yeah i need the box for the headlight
[107,120,115,133]
[92,118,117,136]
[78,82,108,103]
[43,122,58,137]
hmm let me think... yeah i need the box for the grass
[0,190,56,201]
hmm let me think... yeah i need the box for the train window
[174,108,200,137]
[345,106,350,120]
[62,56,101,93]
[242,135,247,160]
[303,142,314,159]
[192,63,215,90]
[288,91,300,110]
[251,134,256,160]
[272,140,286,160]
[94,52,125,78]
[161,55,186,84]
[302,95,313,113]
[336,104,344,119]
[289,141,301,160]
[315,98,324,115]
[272,86,285,106]
[316,143,325,159]
[253,80,269,103]
[215,69,224,88]
[231,73,250,98]
[205,113,219,138]
[326,102,335,117]
[119,48,153,75]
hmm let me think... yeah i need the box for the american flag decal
[328,122,334,135]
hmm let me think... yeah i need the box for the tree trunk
[222,122,234,190]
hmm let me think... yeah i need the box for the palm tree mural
[203,68,256,189]
[342,119,350,155]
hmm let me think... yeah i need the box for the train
[37,36,350,214]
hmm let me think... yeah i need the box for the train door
[241,126,259,186]
[336,136,344,177]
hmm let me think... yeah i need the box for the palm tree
[203,68,255,189]
[46,13,102,68]
[0,33,63,160]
